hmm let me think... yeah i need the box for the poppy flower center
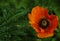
[38,19,50,29]
[42,20,47,26]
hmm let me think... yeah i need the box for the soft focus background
[0,0,60,41]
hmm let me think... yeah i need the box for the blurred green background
[0,0,60,41]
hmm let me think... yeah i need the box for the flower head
[28,6,59,38]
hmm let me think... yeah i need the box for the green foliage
[0,0,60,41]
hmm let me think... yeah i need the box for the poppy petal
[46,15,58,32]
[31,6,48,23]
[37,32,54,38]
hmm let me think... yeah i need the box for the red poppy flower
[28,6,59,38]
